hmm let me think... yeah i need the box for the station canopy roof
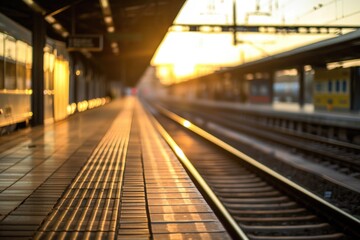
[231,29,360,73]
[1,0,186,86]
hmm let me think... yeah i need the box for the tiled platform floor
[0,97,229,239]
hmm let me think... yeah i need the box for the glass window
[15,41,27,90]
[4,36,17,89]
[44,51,50,90]
[26,45,32,65]
[5,36,16,60]
[260,85,268,95]
[251,85,258,95]
[43,51,49,72]
[16,40,27,63]
[0,33,4,57]
[16,63,26,90]
[328,80,332,92]
[49,53,55,72]
[342,80,347,93]
[26,45,32,89]
[0,59,4,89]
[44,69,50,90]
[49,53,55,90]
[0,33,4,89]
[335,80,340,93]
[5,61,16,89]
[323,82,327,93]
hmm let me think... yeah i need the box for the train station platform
[0,97,230,239]
[161,98,360,128]
[156,97,360,146]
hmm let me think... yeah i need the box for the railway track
[144,101,360,240]
[158,101,360,177]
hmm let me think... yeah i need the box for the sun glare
[174,62,195,78]
[151,0,360,85]
[183,120,192,128]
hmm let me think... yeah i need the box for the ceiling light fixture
[62,32,69,38]
[22,0,69,39]
[52,23,62,30]
[100,0,109,9]
[104,16,112,24]
[98,0,118,55]
[22,0,45,14]
[45,15,56,24]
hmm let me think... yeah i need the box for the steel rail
[174,103,360,151]
[154,103,360,238]
[143,102,249,240]
[159,102,360,186]
[169,104,360,171]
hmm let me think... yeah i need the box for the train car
[273,69,299,103]
[211,72,241,102]
[247,72,272,104]
[313,67,360,111]
[0,13,70,133]
[0,13,33,133]
[44,39,70,124]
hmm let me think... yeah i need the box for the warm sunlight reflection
[151,0,360,85]
[183,120,192,128]
[174,61,196,78]
[174,146,186,159]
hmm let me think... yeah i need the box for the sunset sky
[151,0,360,84]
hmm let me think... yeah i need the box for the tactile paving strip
[34,99,134,240]
[135,100,230,239]
[117,111,151,240]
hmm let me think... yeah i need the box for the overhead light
[53,23,62,30]
[45,15,56,24]
[99,0,116,51]
[170,25,190,32]
[62,31,69,38]
[104,16,112,24]
[23,0,34,5]
[100,0,109,9]
[22,0,45,14]
[199,26,213,32]
[99,0,113,25]
[23,0,69,38]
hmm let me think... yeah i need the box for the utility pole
[233,0,237,45]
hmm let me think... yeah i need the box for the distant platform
[161,97,360,130]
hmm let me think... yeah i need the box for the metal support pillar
[232,0,237,45]
[298,66,305,108]
[69,53,77,105]
[121,59,127,86]
[268,71,274,104]
[31,13,46,126]
[75,55,80,103]
[70,7,78,106]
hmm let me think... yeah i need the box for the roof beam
[46,0,85,17]
[170,24,359,35]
